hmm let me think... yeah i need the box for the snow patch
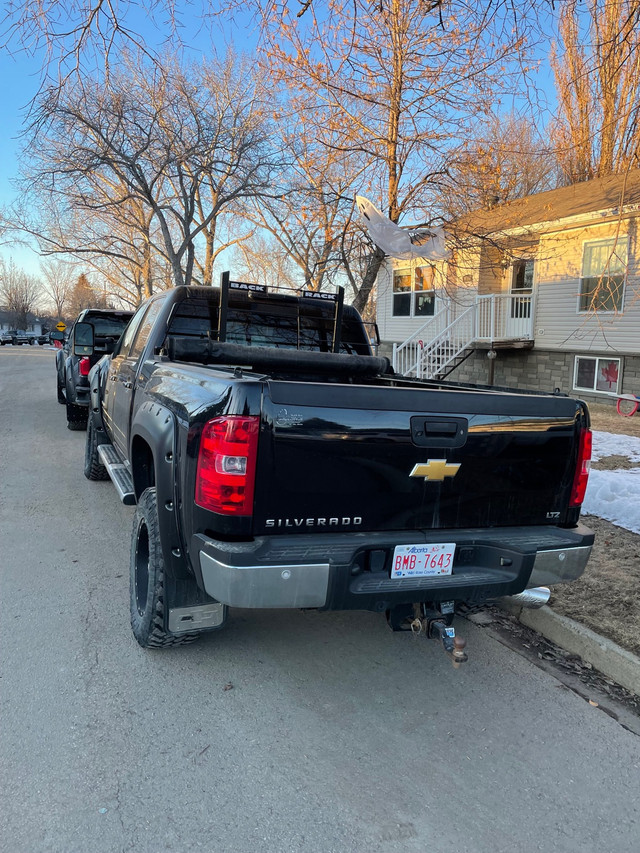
[591,430,640,464]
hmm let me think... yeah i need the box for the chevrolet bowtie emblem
[410,460,461,482]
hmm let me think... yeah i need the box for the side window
[128,299,165,360]
[113,305,148,357]
[580,238,627,312]
[413,266,435,317]
[392,269,412,316]
[392,266,436,317]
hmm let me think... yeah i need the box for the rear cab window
[165,294,370,355]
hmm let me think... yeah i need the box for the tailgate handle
[411,416,468,448]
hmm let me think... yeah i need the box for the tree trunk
[352,247,385,314]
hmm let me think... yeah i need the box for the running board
[97,444,136,505]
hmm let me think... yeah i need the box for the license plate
[391,543,456,579]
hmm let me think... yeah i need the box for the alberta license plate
[391,543,456,579]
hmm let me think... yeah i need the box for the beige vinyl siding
[533,221,640,354]
[477,244,505,294]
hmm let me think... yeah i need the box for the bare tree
[551,0,640,183]
[260,0,539,312]
[443,113,557,215]
[18,51,273,294]
[0,258,42,327]
[39,258,74,316]
[232,231,300,292]
[237,116,363,292]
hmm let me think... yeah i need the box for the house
[375,171,640,405]
[0,309,47,336]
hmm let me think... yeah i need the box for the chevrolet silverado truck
[55,308,133,429]
[78,275,594,656]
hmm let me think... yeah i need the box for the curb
[499,601,640,697]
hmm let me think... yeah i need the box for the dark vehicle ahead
[56,309,133,429]
[6,329,35,345]
[80,277,593,657]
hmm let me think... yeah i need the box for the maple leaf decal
[600,361,619,389]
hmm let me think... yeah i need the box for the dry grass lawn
[547,401,640,656]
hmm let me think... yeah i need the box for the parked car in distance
[56,309,133,430]
[0,330,12,345]
[6,329,35,345]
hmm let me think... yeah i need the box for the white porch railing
[476,294,533,341]
[392,305,452,377]
[392,294,533,378]
[417,306,477,379]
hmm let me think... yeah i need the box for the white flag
[355,195,449,261]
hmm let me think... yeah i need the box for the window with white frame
[392,266,435,317]
[580,238,627,312]
[510,259,534,318]
[573,355,621,395]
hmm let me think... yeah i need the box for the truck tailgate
[252,381,583,534]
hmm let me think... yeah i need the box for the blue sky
[0,4,557,277]
[0,7,258,274]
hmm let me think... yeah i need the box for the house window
[392,266,435,318]
[510,259,533,318]
[580,238,627,312]
[574,356,621,395]
[511,259,534,292]
[392,269,412,316]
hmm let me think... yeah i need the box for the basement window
[573,355,621,395]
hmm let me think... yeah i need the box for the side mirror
[73,321,94,356]
[50,331,65,342]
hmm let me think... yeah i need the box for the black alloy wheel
[129,487,199,649]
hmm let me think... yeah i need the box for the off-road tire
[66,401,88,431]
[130,487,200,649]
[84,418,109,480]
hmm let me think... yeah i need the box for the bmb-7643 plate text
[391,543,456,579]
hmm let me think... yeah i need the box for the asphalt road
[1,346,639,853]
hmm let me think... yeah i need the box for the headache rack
[216,270,345,354]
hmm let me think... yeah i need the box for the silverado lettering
[265,517,363,528]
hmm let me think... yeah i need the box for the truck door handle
[123,380,133,389]
[110,374,118,382]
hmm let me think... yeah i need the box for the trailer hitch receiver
[409,604,469,667]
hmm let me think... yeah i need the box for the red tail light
[569,428,592,507]
[195,416,259,515]
[79,357,91,376]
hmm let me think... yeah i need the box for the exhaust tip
[503,586,551,609]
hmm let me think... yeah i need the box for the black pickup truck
[55,308,133,429]
[78,275,593,656]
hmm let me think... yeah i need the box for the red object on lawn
[617,395,640,417]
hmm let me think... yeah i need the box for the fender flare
[64,355,77,401]
[89,359,109,435]
[130,401,187,583]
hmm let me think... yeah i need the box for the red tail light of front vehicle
[569,428,592,507]
[79,357,91,376]
[195,416,260,515]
